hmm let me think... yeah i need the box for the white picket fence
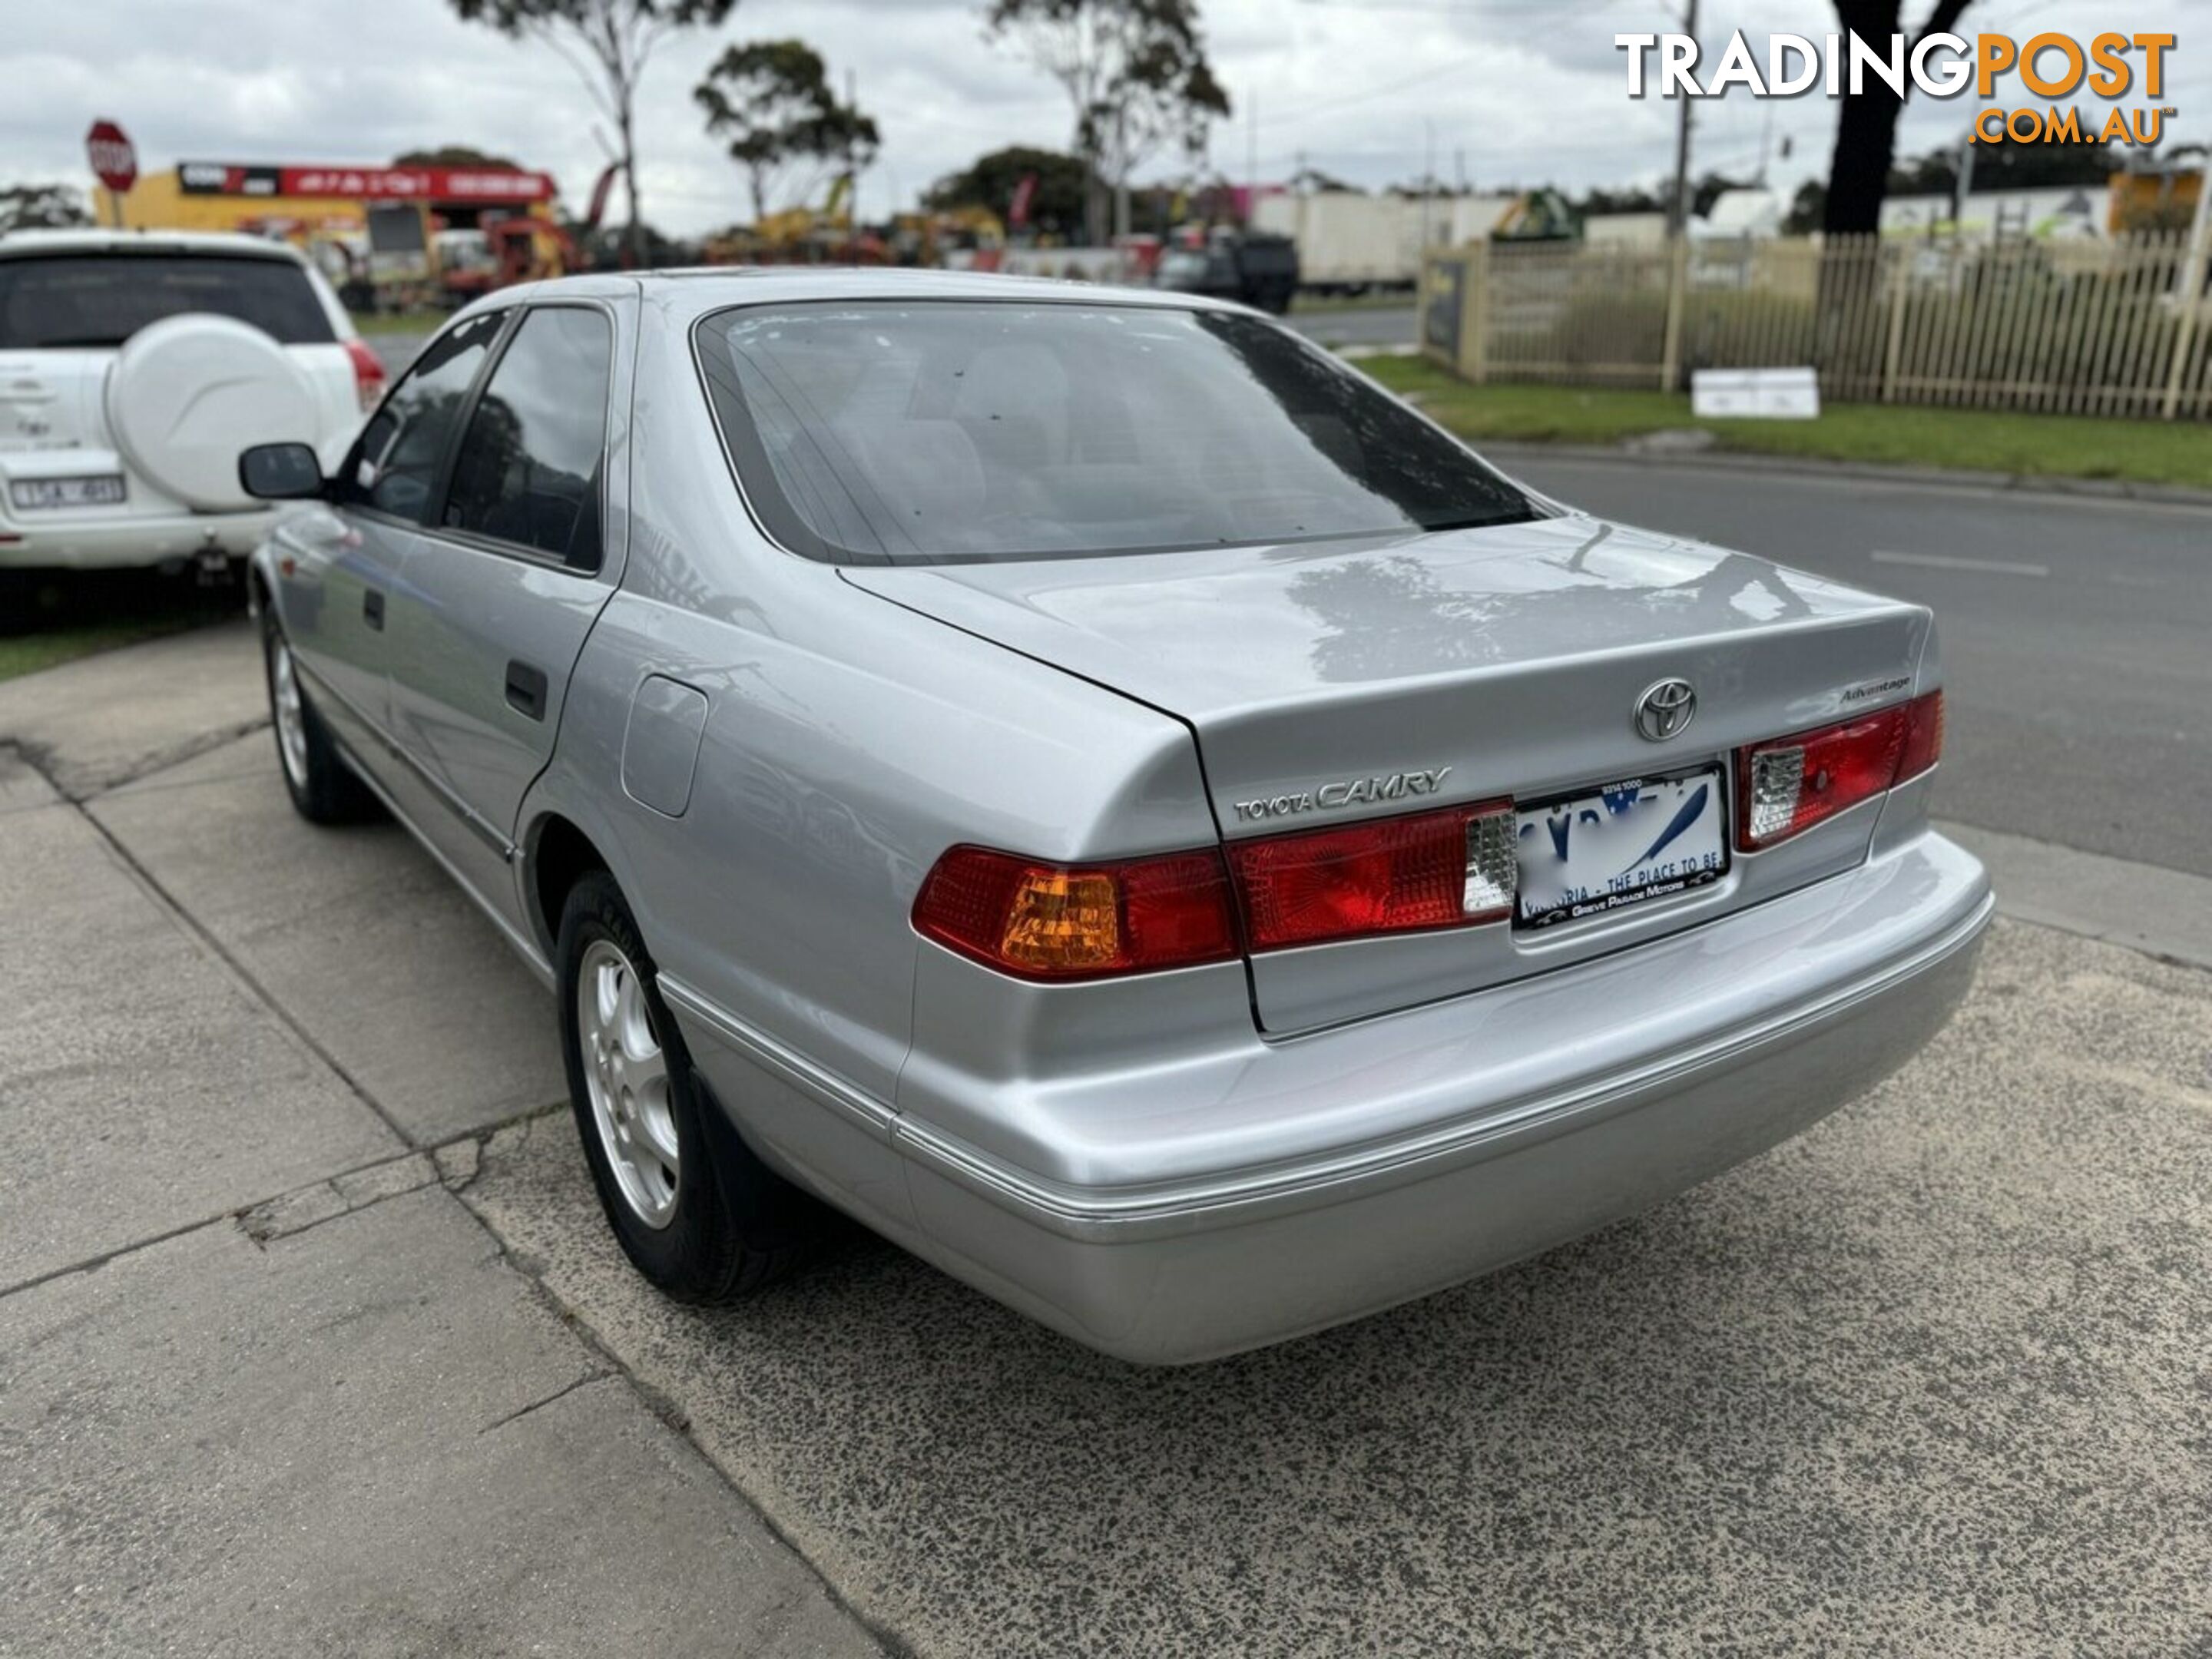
[1420,230,2212,421]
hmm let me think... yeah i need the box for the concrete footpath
[0,622,878,1656]
[3,619,2208,1657]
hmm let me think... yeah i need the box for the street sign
[86,120,137,195]
[1691,367,1820,420]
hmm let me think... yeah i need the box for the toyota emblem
[1633,677,1697,742]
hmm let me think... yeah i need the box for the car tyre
[262,611,381,825]
[556,871,827,1303]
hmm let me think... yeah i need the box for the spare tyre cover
[104,313,320,512]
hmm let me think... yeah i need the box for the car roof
[0,228,309,264]
[487,263,1253,321]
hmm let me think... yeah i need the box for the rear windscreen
[0,254,336,349]
[695,301,1535,564]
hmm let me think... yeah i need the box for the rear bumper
[889,829,1991,1363]
[0,508,279,570]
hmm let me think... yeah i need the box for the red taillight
[343,337,387,414]
[1897,688,1944,784]
[912,845,1238,981]
[914,800,1524,979]
[1229,800,1517,950]
[1737,690,1943,849]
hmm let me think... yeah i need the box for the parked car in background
[0,229,382,575]
[1154,232,1299,313]
[239,270,1989,1364]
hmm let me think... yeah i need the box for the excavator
[700,174,901,266]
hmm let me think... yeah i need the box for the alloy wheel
[576,938,680,1228]
[270,637,310,790]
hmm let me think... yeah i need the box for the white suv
[0,229,384,573]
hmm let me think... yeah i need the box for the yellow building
[98,160,558,239]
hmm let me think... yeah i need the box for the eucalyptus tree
[448,0,740,260]
[695,41,879,224]
[984,0,1230,243]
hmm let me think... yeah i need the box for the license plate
[8,475,126,510]
[1515,767,1728,929]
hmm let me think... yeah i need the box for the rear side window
[0,254,336,348]
[343,310,505,523]
[440,307,612,570]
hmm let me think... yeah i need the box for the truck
[1249,192,1525,293]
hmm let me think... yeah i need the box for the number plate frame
[8,475,127,511]
[1513,763,1730,931]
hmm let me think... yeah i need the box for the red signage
[177,161,558,204]
[583,162,620,230]
[87,120,137,194]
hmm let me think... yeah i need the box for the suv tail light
[1228,801,1517,949]
[343,337,387,413]
[1737,690,1942,849]
[912,846,1238,981]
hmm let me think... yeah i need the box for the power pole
[1661,0,1697,396]
[1247,88,1259,221]
[1114,104,1130,243]
[1667,0,1698,237]
[1950,120,1977,226]
[1422,117,1435,251]
[845,68,859,233]
[2161,159,2212,419]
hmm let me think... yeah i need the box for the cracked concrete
[0,628,881,1658]
[240,1152,440,1243]
[2,1190,874,1657]
[89,733,567,1144]
[0,747,397,1288]
[477,1369,618,1436]
[0,618,270,800]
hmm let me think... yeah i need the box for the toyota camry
[238,269,1990,1363]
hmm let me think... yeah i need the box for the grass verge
[348,309,448,336]
[0,576,240,684]
[1359,354,2212,492]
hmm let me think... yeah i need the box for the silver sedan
[240,270,1989,1363]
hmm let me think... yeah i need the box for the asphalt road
[364,329,431,376]
[1283,300,1419,346]
[1505,455,2212,880]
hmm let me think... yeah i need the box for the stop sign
[86,119,137,194]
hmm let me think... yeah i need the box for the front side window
[342,310,505,523]
[695,301,1534,565]
[0,254,336,349]
[440,306,612,569]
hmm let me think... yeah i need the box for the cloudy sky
[4,0,2201,235]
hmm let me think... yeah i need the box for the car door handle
[363,588,385,631]
[505,660,549,721]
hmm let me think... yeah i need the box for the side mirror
[238,442,325,502]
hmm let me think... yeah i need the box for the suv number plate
[9,475,127,510]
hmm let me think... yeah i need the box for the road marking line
[1871,550,2050,577]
